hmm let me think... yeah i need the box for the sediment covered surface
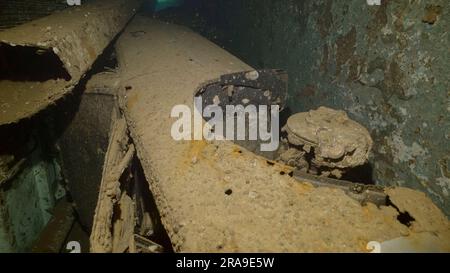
[116,16,450,252]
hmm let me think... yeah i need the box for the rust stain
[367,1,388,44]
[80,35,97,60]
[422,5,442,25]
[290,181,314,196]
[126,92,139,109]
[320,44,329,74]
[317,1,333,38]
[231,147,243,157]
[336,27,356,77]
[177,140,215,174]
[187,140,208,160]
[298,84,318,98]
[382,59,406,100]
[357,238,370,253]
[392,2,409,33]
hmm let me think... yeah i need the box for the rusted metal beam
[292,171,387,206]
[31,200,74,253]
[0,0,142,125]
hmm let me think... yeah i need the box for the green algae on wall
[0,137,64,252]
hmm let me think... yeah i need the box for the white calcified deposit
[282,107,373,177]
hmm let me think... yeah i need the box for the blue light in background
[154,0,184,12]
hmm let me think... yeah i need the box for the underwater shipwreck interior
[0,0,449,254]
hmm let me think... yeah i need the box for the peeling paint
[387,133,428,164]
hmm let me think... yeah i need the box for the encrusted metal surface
[195,69,288,112]
[115,17,450,252]
[0,0,142,125]
[280,106,373,178]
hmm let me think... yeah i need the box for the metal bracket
[195,69,288,114]
[293,170,387,206]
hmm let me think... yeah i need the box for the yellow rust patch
[357,238,370,253]
[422,5,442,25]
[290,181,314,195]
[188,140,208,159]
[116,17,450,252]
[231,147,244,157]
[126,92,139,109]
[362,205,372,220]
[80,35,97,60]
